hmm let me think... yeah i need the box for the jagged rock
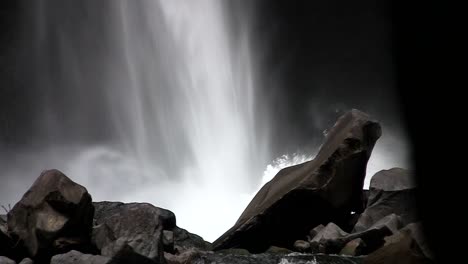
[7,170,94,258]
[0,257,15,264]
[293,240,310,252]
[310,222,349,253]
[213,110,381,252]
[172,226,211,251]
[92,202,175,263]
[354,168,418,233]
[308,224,325,241]
[363,230,432,264]
[93,201,211,256]
[18,259,32,264]
[339,238,366,256]
[50,250,110,264]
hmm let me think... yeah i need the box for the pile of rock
[0,110,434,263]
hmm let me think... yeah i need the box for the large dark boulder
[7,169,94,258]
[213,110,381,252]
[363,230,432,264]
[354,168,418,232]
[92,201,177,263]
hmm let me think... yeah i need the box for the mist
[0,0,409,242]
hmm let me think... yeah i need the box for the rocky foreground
[0,110,433,264]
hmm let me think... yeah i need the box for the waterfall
[0,0,270,242]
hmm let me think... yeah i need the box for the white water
[0,0,410,243]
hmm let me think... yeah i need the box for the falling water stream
[0,0,410,243]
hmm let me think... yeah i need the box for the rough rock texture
[50,250,110,264]
[191,252,363,264]
[92,202,175,263]
[0,257,15,264]
[213,110,381,252]
[7,170,94,258]
[339,238,366,256]
[363,231,432,264]
[354,168,418,232]
[172,226,211,251]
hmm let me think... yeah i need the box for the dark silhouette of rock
[0,257,15,264]
[7,170,94,258]
[354,168,418,233]
[92,202,174,263]
[18,259,32,264]
[162,230,174,253]
[50,250,110,264]
[398,222,433,260]
[363,230,433,264]
[213,110,381,252]
[339,238,365,256]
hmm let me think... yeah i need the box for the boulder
[213,110,381,252]
[7,170,94,258]
[265,246,293,254]
[0,257,15,264]
[293,240,310,253]
[172,226,211,251]
[310,222,349,253]
[308,224,325,240]
[363,230,433,264]
[50,250,110,264]
[399,223,433,260]
[339,238,366,256]
[164,249,200,264]
[18,259,32,264]
[92,202,176,263]
[354,168,418,232]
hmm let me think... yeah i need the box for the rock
[339,238,366,256]
[265,246,293,254]
[399,223,433,260]
[216,248,250,255]
[310,222,349,253]
[172,226,211,251]
[50,250,110,264]
[363,230,432,264]
[213,110,381,252]
[354,168,418,233]
[307,224,325,240]
[18,259,32,264]
[164,249,200,264]
[92,202,176,263]
[0,256,15,264]
[162,230,174,253]
[293,240,310,253]
[7,169,94,258]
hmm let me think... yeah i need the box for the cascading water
[0,0,410,243]
[0,0,270,242]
